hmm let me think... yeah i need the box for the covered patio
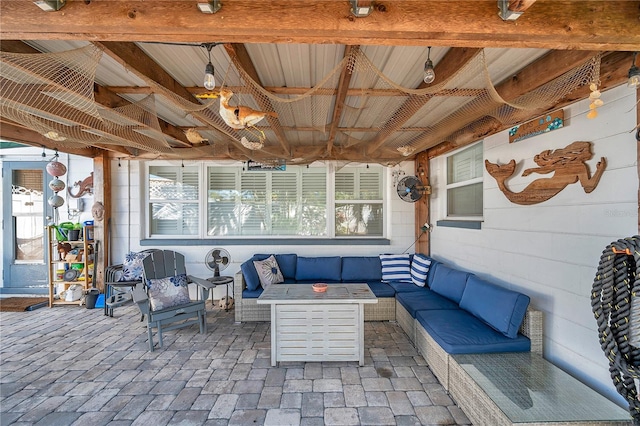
[0,304,469,425]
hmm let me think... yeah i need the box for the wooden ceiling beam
[509,0,538,12]
[366,47,482,154]
[115,85,483,97]
[327,45,357,155]
[223,43,291,155]
[425,51,633,158]
[94,41,255,156]
[0,119,103,157]
[1,1,639,51]
[1,40,192,149]
[92,85,191,147]
[410,49,603,152]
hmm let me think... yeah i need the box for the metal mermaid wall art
[485,141,606,205]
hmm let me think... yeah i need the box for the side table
[207,276,233,311]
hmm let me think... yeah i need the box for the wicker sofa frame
[395,300,544,391]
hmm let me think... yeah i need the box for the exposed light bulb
[423,61,435,84]
[423,46,435,84]
[204,62,216,91]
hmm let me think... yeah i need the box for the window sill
[436,220,482,230]
[141,238,391,246]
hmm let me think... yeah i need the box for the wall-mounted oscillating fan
[397,176,427,203]
[205,248,231,280]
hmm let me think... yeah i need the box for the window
[148,165,200,236]
[206,167,327,236]
[446,142,483,218]
[147,163,384,239]
[335,167,383,236]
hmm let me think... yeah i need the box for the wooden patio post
[92,153,111,292]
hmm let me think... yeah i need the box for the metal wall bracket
[33,0,66,12]
[498,0,522,21]
[197,0,222,14]
[350,0,372,17]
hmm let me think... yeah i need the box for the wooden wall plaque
[485,141,606,205]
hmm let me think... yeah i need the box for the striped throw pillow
[411,254,432,287]
[380,254,412,283]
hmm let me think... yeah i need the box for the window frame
[144,161,386,240]
[444,141,484,221]
[146,162,203,238]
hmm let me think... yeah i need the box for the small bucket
[55,222,74,241]
[85,289,100,309]
[68,229,81,241]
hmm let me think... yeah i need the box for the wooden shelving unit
[46,225,94,307]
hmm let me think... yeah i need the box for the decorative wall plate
[63,269,79,282]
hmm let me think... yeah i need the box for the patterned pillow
[411,254,432,287]
[119,251,148,282]
[379,254,412,283]
[253,255,284,289]
[146,273,191,311]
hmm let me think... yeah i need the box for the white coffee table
[257,283,378,366]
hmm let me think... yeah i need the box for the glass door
[2,162,52,294]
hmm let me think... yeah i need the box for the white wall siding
[429,84,638,405]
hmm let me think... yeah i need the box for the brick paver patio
[0,301,470,425]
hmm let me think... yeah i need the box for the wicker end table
[449,352,632,425]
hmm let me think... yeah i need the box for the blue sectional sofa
[235,254,397,322]
[234,253,543,390]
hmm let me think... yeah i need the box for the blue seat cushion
[295,256,342,282]
[242,287,264,299]
[342,256,382,282]
[429,264,471,303]
[387,281,425,293]
[366,281,395,298]
[416,310,531,354]
[459,275,530,338]
[396,289,460,317]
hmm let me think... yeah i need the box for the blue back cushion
[295,256,342,282]
[429,264,470,304]
[341,257,382,282]
[426,260,441,288]
[241,254,270,291]
[459,275,530,338]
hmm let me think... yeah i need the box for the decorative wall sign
[68,172,93,198]
[247,161,286,171]
[508,110,564,143]
[485,141,606,205]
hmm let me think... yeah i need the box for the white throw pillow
[379,254,412,283]
[146,274,191,311]
[253,255,284,289]
[411,254,432,287]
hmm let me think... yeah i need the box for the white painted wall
[429,84,638,406]
[108,160,417,300]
